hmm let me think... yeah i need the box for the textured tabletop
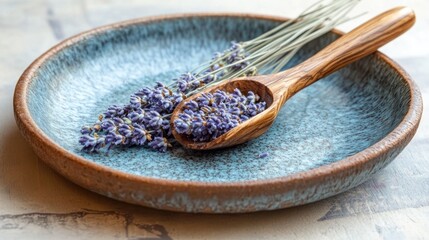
[1,0,428,239]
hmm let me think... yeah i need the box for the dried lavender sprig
[79,0,360,153]
[79,83,178,153]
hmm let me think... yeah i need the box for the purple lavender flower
[256,102,267,112]
[151,89,164,102]
[177,80,188,92]
[148,137,170,152]
[226,42,249,71]
[131,124,148,146]
[202,74,215,84]
[184,100,199,111]
[80,126,92,135]
[213,90,228,103]
[145,111,163,129]
[104,105,128,118]
[175,73,198,93]
[246,91,256,103]
[79,41,253,153]
[118,123,133,138]
[174,119,190,134]
[172,92,184,104]
[130,95,143,109]
[79,134,96,148]
[196,93,213,106]
[101,119,116,131]
[105,132,123,146]
[161,99,173,111]
[79,134,105,153]
[128,110,145,123]
[173,88,266,142]
[229,107,241,115]
[134,87,152,98]
[161,119,170,130]
[240,115,249,121]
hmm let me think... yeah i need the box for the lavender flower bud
[172,92,184,104]
[246,91,256,103]
[101,119,117,131]
[177,80,188,92]
[152,89,164,102]
[174,119,190,134]
[130,95,142,109]
[118,123,133,138]
[240,115,249,121]
[229,107,241,115]
[93,137,106,152]
[175,73,198,93]
[161,119,170,130]
[134,87,152,98]
[80,126,92,135]
[131,124,147,145]
[79,134,105,153]
[184,100,199,111]
[155,82,165,88]
[106,132,123,145]
[178,112,192,121]
[112,117,124,125]
[104,105,127,118]
[202,74,216,84]
[161,99,173,111]
[144,111,163,129]
[128,111,145,123]
[148,137,170,152]
[79,134,96,148]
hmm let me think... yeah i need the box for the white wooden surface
[1,0,428,239]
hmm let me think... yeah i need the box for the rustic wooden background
[0,0,428,239]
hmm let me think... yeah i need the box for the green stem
[168,0,361,96]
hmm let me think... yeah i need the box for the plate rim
[13,12,423,207]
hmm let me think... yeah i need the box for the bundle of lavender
[79,0,360,153]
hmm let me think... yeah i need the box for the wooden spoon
[171,7,415,150]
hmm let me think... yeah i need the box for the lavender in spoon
[173,89,266,142]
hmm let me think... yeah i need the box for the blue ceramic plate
[14,14,422,213]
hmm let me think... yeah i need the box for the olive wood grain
[171,7,416,150]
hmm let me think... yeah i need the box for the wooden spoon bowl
[171,6,416,150]
[171,79,275,149]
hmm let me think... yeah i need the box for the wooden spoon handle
[274,6,415,96]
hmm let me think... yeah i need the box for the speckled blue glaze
[27,17,410,185]
[20,17,412,213]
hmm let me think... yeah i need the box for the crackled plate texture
[16,15,422,213]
